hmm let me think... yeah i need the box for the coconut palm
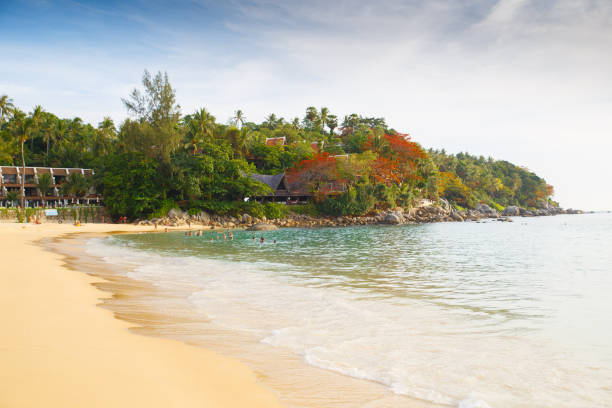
[41,116,57,166]
[95,117,116,156]
[191,108,216,140]
[54,119,68,144]
[0,95,15,124]
[291,117,300,129]
[13,112,36,207]
[264,113,277,130]
[326,114,338,136]
[184,109,215,155]
[232,109,245,128]
[60,173,89,204]
[320,107,329,133]
[6,191,18,207]
[30,105,44,150]
[36,173,54,206]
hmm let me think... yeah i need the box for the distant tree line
[0,71,556,219]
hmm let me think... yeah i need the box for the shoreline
[0,223,283,408]
[51,228,434,408]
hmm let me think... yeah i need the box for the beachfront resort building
[0,166,99,207]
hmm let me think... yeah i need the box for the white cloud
[2,0,611,209]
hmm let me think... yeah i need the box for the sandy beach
[0,222,282,408]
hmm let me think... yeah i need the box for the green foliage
[242,201,265,219]
[16,208,24,223]
[289,203,319,216]
[264,202,288,219]
[150,199,178,219]
[102,152,162,220]
[5,191,18,207]
[316,184,376,216]
[36,173,53,197]
[25,207,36,220]
[0,73,556,217]
[185,199,274,219]
[430,150,553,208]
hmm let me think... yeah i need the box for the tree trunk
[21,140,25,208]
[46,134,49,166]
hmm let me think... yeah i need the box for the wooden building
[0,166,99,207]
[249,172,312,203]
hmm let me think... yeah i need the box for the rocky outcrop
[134,200,582,229]
[384,212,403,224]
[502,206,520,216]
[247,223,278,231]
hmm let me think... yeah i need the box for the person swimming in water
[260,236,264,243]
[229,232,233,240]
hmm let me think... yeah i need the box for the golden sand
[0,222,282,408]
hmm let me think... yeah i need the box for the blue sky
[2,0,612,209]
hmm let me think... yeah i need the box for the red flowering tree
[362,132,428,185]
[286,153,339,193]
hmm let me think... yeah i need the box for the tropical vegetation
[0,70,556,219]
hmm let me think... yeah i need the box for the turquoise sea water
[87,213,612,407]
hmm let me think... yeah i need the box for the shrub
[16,209,24,223]
[264,202,288,219]
[315,184,376,216]
[150,199,178,219]
[25,208,36,221]
[289,202,318,216]
[242,201,265,219]
[489,201,504,212]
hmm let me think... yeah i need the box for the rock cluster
[134,201,582,229]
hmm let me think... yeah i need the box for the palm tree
[320,107,329,133]
[96,117,116,156]
[54,119,68,144]
[6,191,18,207]
[291,117,300,129]
[191,108,216,140]
[232,109,245,128]
[36,173,53,207]
[42,116,56,166]
[305,106,319,129]
[184,109,215,155]
[264,113,277,130]
[326,114,338,136]
[30,105,44,150]
[13,112,35,207]
[0,95,15,124]
[60,173,89,204]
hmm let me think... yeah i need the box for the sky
[1,0,611,210]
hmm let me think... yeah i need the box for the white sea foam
[85,222,612,408]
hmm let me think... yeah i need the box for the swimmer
[229,232,233,240]
[273,239,277,244]
[260,236,264,243]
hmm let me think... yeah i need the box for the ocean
[84,213,612,407]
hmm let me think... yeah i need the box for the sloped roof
[250,173,286,191]
[265,137,286,146]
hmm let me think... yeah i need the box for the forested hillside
[0,71,556,219]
